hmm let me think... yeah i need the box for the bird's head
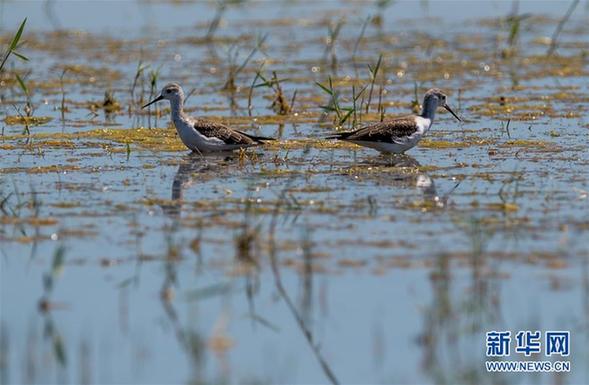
[424,88,461,121]
[142,83,184,108]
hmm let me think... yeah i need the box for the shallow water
[1,1,589,384]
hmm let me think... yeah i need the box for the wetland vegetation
[1,1,588,384]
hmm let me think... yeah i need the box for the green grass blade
[319,105,338,112]
[51,245,66,277]
[9,18,27,51]
[339,109,354,125]
[15,73,28,96]
[11,50,28,61]
[315,81,333,95]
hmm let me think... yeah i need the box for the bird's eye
[166,89,171,94]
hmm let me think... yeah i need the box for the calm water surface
[1,1,588,384]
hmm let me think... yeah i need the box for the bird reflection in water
[160,154,229,219]
[381,154,460,208]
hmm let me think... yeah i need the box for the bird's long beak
[443,103,462,122]
[142,95,164,109]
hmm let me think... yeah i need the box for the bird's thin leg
[191,148,209,165]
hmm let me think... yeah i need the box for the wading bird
[143,83,274,153]
[328,88,461,154]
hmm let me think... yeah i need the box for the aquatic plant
[267,187,340,385]
[102,90,121,114]
[365,54,383,114]
[234,198,261,266]
[130,60,149,109]
[410,82,421,114]
[11,73,34,136]
[0,18,27,72]
[59,68,68,122]
[352,16,371,62]
[372,0,395,27]
[205,0,247,41]
[223,33,267,91]
[324,18,345,72]
[147,66,162,128]
[251,69,293,115]
[316,76,350,127]
[547,0,580,56]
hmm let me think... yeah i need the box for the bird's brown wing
[333,116,418,142]
[193,119,259,145]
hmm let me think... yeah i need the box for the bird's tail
[237,130,276,143]
[249,135,275,143]
[325,132,351,140]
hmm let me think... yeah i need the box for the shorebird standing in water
[328,88,461,154]
[143,83,274,153]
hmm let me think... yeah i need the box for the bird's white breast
[173,117,235,152]
[414,116,432,134]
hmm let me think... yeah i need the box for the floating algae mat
[1,2,588,384]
